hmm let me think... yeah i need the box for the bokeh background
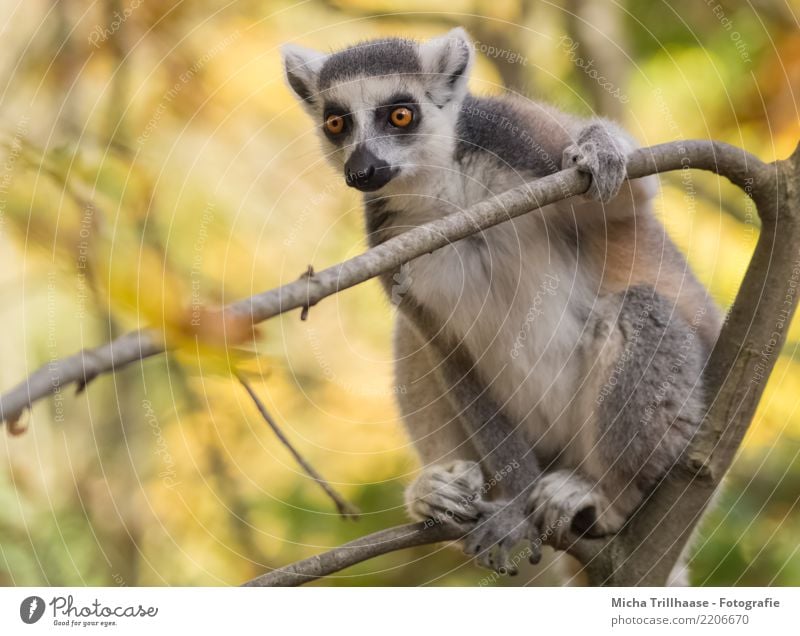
[1,0,799,586]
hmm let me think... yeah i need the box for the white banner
[0,587,795,634]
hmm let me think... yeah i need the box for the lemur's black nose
[344,145,395,192]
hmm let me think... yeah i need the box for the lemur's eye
[389,107,413,128]
[325,114,345,134]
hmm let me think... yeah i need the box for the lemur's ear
[419,28,474,105]
[281,44,327,108]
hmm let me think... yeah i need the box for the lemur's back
[455,94,571,176]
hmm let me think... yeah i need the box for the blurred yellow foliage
[1,0,799,587]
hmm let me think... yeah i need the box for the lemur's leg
[396,298,543,574]
[527,286,708,545]
[394,314,479,467]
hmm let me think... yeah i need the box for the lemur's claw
[562,123,627,203]
[405,460,485,527]
[462,501,538,575]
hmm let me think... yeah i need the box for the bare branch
[242,521,462,587]
[236,373,359,520]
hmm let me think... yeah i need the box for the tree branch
[3,138,796,587]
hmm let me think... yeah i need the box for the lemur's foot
[526,470,625,545]
[562,123,627,202]
[461,500,542,575]
[405,460,485,526]
[405,461,542,574]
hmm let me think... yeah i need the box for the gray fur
[526,286,708,543]
[318,39,421,91]
[597,286,706,491]
[455,95,564,175]
[363,198,395,245]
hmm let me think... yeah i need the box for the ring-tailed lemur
[281,28,721,579]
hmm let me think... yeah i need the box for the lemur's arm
[525,102,656,210]
[398,296,543,570]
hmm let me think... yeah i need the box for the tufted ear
[281,43,328,109]
[419,28,474,106]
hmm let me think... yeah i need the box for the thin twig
[236,372,360,520]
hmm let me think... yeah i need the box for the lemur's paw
[405,460,485,527]
[526,470,625,545]
[562,123,627,203]
[462,500,541,575]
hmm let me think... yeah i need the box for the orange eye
[389,107,413,128]
[325,114,345,134]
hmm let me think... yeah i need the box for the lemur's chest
[367,165,595,427]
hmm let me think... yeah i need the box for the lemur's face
[281,29,474,193]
